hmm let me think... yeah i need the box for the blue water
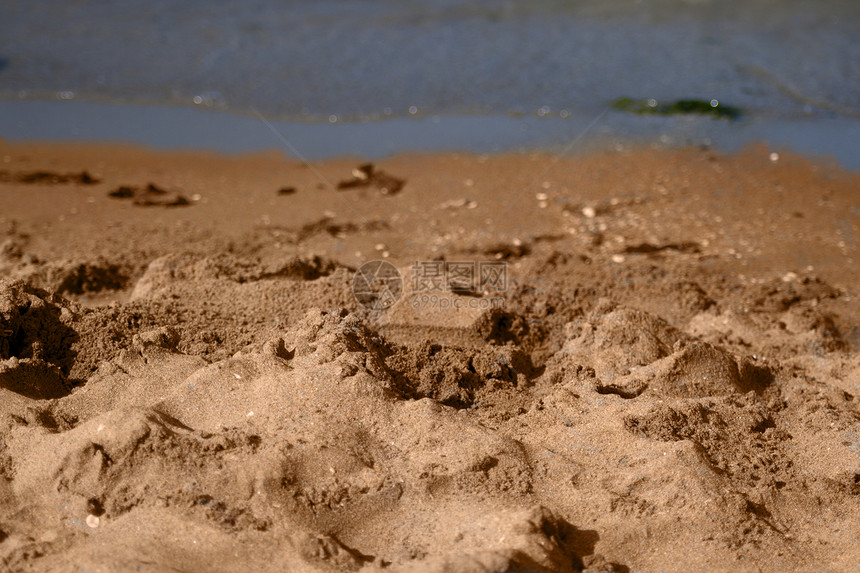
[1,0,859,165]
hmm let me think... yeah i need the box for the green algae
[612,97,741,120]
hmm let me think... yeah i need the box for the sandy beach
[0,138,859,572]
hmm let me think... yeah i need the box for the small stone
[582,206,597,219]
[440,198,467,209]
[611,254,626,264]
[86,515,100,529]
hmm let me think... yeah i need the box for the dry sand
[0,139,858,572]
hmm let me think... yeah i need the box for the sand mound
[1,309,604,571]
[560,299,687,377]
[130,252,343,301]
[550,299,774,400]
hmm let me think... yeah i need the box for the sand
[0,138,858,572]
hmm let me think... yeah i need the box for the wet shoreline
[2,99,859,169]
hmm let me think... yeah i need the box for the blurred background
[2,0,859,165]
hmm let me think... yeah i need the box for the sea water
[1,0,859,166]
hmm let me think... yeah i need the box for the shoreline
[3,98,860,170]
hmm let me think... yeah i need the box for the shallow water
[1,0,859,164]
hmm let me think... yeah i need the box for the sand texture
[0,140,859,572]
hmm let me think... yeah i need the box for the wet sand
[0,139,859,572]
